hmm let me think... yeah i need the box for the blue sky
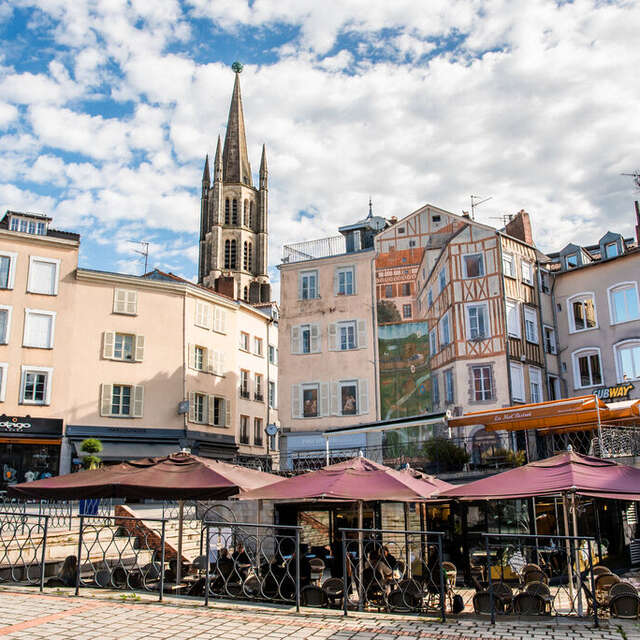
[1,1,639,299]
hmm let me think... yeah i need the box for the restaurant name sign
[594,383,635,400]
[0,417,32,432]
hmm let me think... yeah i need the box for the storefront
[0,415,63,489]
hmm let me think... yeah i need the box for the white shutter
[126,291,137,315]
[100,384,113,417]
[24,312,53,348]
[188,344,196,370]
[203,303,211,328]
[103,331,116,359]
[214,306,226,332]
[132,385,144,417]
[358,379,369,415]
[206,348,214,373]
[134,335,145,362]
[328,323,337,351]
[208,395,216,425]
[310,324,320,353]
[352,268,357,295]
[28,259,56,295]
[298,274,303,299]
[292,384,301,418]
[225,398,231,427]
[188,391,196,422]
[320,382,329,416]
[219,309,227,333]
[113,289,127,313]
[291,326,301,354]
[357,320,366,349]
[330,382,339,416]
[333,269,339,295]
[217,351,225,376]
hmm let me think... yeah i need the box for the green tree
[80,438,103,470]
[377,299,401,324]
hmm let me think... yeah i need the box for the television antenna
[621,171,640,189]
[489,214,515,227]
[128,240,150,274]
[470,195,492,220]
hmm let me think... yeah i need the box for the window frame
[510,361,525,402]
[438,267,446,293]
[338,320,357,351]
[302,383,320,418]
[471,365,493,402]
[604,242,618,259]
[335,266,355,296]
[268,380,276,408]
[521,260,534,285]
[338,379,359,416]
[20,365,53,405]
[0,362,7,402]
[614,339,640,383]
[567,292,598,333]
[429,328,437,356]
[572,347,603,389]
[239,331,250,351]
[444,369,454,405]
[529,366,543,403]
[254,336,263,356]
[439,312,451,347]
[565,253,579,269]
[193,392,207,424]
[505,299,521,338]
[402,304,412,319]
[523,306,539,344]
[607,281,640,326]
[465,302,489,341]
[23,309,56,349]
[240,414,250,445]
[0,305,12,344]
[254,417,264,446]
[543,325,557,355]
[113,288,138,315]
[502,252,516,278]
[113,332,136,361]
[27,256,60,296]
[461,252,485,279]
[299,270,319,300]
[0,251,17,290]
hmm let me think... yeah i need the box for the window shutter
[352,268,357,295]
[330,382,339,415]
[291,326,300,354]
[357,320,366,349]
[113,289,126,313]
[218,351,225,376]
[328,323,337,351]
[220,309,226,333]
[311,324,320,353]
[358,379,369,415]
[132,385,144,418]
[204,303,211,328]
[225,398,231,427]
[103,331,115,359]
[292,384,301,418]
[188,391,196,422]
[206,348,214,373]
[126,291,137,315]
[188,344,196,370]
[320,383,329,416]
[100,384,113,416]
[333,269,339,295]
[208,395,216,425]
[298,274,303,299]
[134,335,145,362]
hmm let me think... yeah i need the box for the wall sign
[593,383,635,400]
[0,416,63,436]
[0,417,32,432]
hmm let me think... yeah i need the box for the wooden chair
[473,591,496,616]
[523,569,548,585]
[595,573,621,605]
[442,561,457,610]
[610,593,640,619]
[309,558,325,583]
[490,582,514,613]
[525,581,552,614]
[513,592,546,615]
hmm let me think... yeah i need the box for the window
[239,332,250,351]
[301,324,312,353]
[609,283,640,324]
[194,345,205,371]
[432,374,440,407]
[254,337,263,356]
[444,369,454,404]
[402,304,412,319]
[615,341,640,381]
[112,385,131,416]
[541,271,551,294]
[195,301,212,328]
[573,349,602,388]
[300,271,318,299]
[385,284,393,298]
[268,345,277,364]
[569,294,597,332]
[543,326,557,354]
[224,239,237,269]
[439,268,446,292]
[605,242,618,259]
[462,253,484,278]
[521,260,533,285]
[510,362,525,402]
[114,333,134,361]
[21,366,53,405]
[339,321,356,350]
[303,384,319,417]
[0,252,17,289]
[432,214,441,224]
[243,241,253,271]
[548,375,561,401]
[23,310,55,348]
[224,199,230,224]
[401,282,411,296]
[293,324,319,354]
[0,306,11,344]
[243,199,249,226]
[466,303,488,340]
[268,381,276,408]
[565,253,578,269]
[472,365,493,401]
[113,289,138,315]
[193,393,207,423]
[191,395,230,427]
[529,367,543,403]
[439,314,451,347]
[523,307,538,343]
[502,253,515,278]
[27,257,59,295]
[335,267,355,295]
[429,328,437,356]
[249,201,254,228]
[339,381,358,415]
[254,418,263,446]
[232,199,238,225]
[0,363,7,402]
[427,289,433,308]
[213,307,227,333]
[505,300,521,338]
[240,370,250,398]
[240,415,250,444]
[255,373,263,400]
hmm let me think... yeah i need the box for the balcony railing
[254,393,264,402]
[240,389,250,399]
[282,235,346,264]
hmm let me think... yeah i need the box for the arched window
[571,347,602,389]
[224,199,230,225]
[608,282,640,325]
[224,239,231,269]
[243,241,248,271]
[243,199,249,226]
[248,242,253,271]
[232,199,238,225]
[615,340,640,382]
[243,286,248,301]
[567,292,597,333]
[230,239,236,268]
[249,201,254,229]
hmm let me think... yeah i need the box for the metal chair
[513,592,546,615]
[309,558,325,584]
[610,582,638,598]
[609,593,640,619]
[301,584,329,608]
[525,581,552,614]
[442,561,457,610]
[388,579,423,613]
[595,573,621,605]
[523,569,548,585]
[490,582,514,613]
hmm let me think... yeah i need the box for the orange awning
[448,395,610,432]
[536,399,640,435]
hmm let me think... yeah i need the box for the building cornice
[0,228,80,249]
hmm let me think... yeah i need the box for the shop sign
[0,417,32,432]
[0,416,63,435]
[594,383,635,400]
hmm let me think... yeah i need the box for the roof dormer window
[565,253,579,269]
[604,241,619,259]
[8,213,48,236]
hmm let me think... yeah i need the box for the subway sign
[593,383,635,400]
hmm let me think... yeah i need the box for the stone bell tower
[198,63,270,303]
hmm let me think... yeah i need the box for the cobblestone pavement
[0,590,637,639]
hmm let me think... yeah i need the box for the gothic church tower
[198,65,270,303]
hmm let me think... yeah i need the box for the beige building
[551,205,640,403]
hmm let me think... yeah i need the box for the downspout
[265,315,274,464]
[534,256,548,463]
[182,289,188,447]
[370,252,381,423]
[550,273,568,397]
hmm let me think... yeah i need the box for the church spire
[213,135,223,182]
[202,154,210,185]
[222,64,252,186]
[259,143,268,189]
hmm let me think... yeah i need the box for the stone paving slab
[0,589,637,639]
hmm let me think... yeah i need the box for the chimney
[462,211,470,218]
[505,209,534,246]
[214,276,235,299]
[635,201,640,245]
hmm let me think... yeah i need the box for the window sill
[525,339,540,345]
[522,281,534,287]
[610,317,640,327]
[20,401,49,406]
[194,323,211,330]
[22,345,54,350]
[569,326,598,334]
[26,290,57,296]
[113,312,138,317]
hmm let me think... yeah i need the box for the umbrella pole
[404,502,411,579]
[571,492,583,615]
[176,500,184,586]
[562,493,575,611]
[358,500,364,611]
[257,499,263,577]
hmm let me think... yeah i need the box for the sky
[1,0,639,300]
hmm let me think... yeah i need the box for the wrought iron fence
[282,235,346,264]
[479,533,599,625]
[0,512,48,589]
[537,426,640,461]
[340,528,446,618]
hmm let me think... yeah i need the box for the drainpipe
[370,253,380,424]
[182,290,189,448]
[550,271,568,397]
[265,315,274,466]
[534,256,548,462]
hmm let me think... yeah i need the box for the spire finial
[231,61,243,74]
[368,196,373,218]
[202,154,210,185]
